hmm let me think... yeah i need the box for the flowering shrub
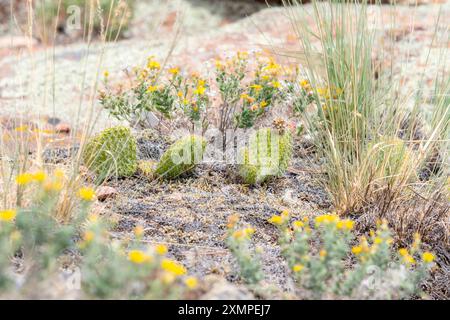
[227,211,436,299]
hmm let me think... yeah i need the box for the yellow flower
[250,84,262,91]
[215,60,224,70]
[147,85,158,93]
[319,249,327,258]
[293,264,304,273]
[374,237,383,245]
[161,259,186,276]
[128,250,151,264]
[78,187,96,201]
[292,221,304,229]
[299,79,310,89]
[43,181,63,192]
[155,244,168,255]
[177,91,183,97]
[422,252,434,263]
[161,272,176,284]
[16,173,33,185]
[268,215,284,226]
[0,209,16,222]
[134,225,144,237]
[194,86,206,96]
[351,246,362,255]
[343,219,354,230]
[103,70,109,78]
[168,67,179,75]
[147,59,161,70]
[184,276,198,289]
[403,254,416,265]
[227,214,239,228]
[398,248,408,257]
[32,171,46,182]
[83,230,95,243]
[260,101,268,108]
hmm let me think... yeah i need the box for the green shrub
[83,126,137,182]
[238,128,292,184]
[154,135,206,180]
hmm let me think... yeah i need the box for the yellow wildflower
[155,244,168,255]
[299,79,310,89]
[16,173,33,185]
[161,259,186,276]
[83,230,95,243]
[177,91,183,97]
[351,246,363,255]
[293,264,304,273]
[43,181,63,192]
[260,101,268,108]
[78,187,96,201]
[403,254,416,265]
[227,214,239,228]
[162,272,176,284]
[0,209,16,222]
[319,249,327,258]
[270,81,281,89]
[103,70,109,78]
[243,227,255,237]
[168,67,179,75]
[184,276,198,289]
[128,250,151,264]
[422,252,434,263]
[398,248,408,257]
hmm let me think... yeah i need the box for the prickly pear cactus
[155,135,207,179]
[238,128,292,184]
[83,126,138,182]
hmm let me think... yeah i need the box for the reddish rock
[96,186,118,202]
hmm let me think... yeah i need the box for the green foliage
[36,0,134,42]
[154,135,206,180]
[83,126,138,182]
[238,128,292,184]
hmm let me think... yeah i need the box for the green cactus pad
[155,135,207,179]
[83,126,138,182]
[238,128,292,184]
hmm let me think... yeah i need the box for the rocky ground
[0,0,449,299]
